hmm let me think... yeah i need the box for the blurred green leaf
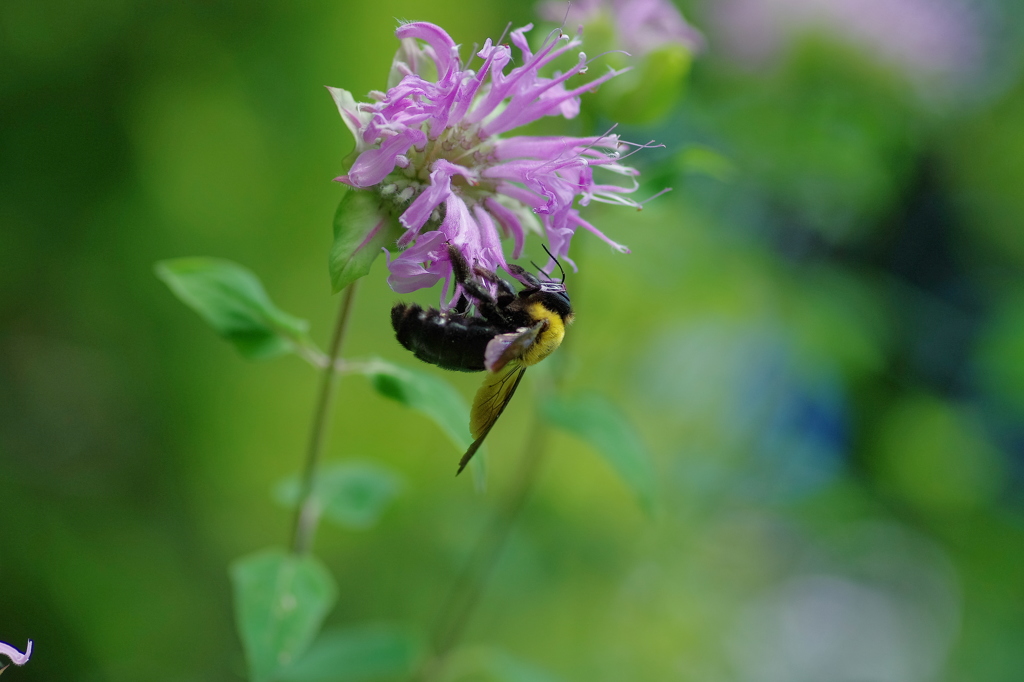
[451,648,566,682]
[354,360,485,481]
[274,462,403,530]
[596,44,692,124]
[277,625,422,681]
[870,395,1004,515]
[946,83,1024,265]
[677,145,737,182]
[483,651,565,682]
[230,548,338,682]
[976,295,1024,416]
[542,393,656,513]
[708,41,917,242]
[330,190,401,293]
[363,362,470,450]
[155,257,310,359]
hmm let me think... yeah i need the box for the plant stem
[413,414,549,682]
[290,282,359,554]
[412,243,587,679]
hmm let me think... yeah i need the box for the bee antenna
[541,244,566,284]
[530,260,552,280]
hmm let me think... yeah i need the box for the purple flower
[538,0,705,55]
[0,639,32,668]
[330,22,653,304]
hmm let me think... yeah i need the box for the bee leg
[447,242,514,323]
[460,280,511,325]
[460,279,496,306]
[507,263,542,290]
[447,244,492,314]
[476,301,509,325]
[447,243,473,285]
[473,266,516,307]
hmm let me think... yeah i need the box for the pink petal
[0,640,32,667]
[395,22,459,79]
[347,134,416,187]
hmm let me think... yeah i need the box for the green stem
[412,406,550,682]
[290,281,359,554]
[412,242,588,680]
[292,339,330,369]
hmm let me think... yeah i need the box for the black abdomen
[391,303,500,372]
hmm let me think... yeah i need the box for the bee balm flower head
[330,22,653,306]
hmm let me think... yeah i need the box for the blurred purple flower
[539,0,705,55]
[330,22,654,304]
[0,639,32,668]
[710,0,982,87]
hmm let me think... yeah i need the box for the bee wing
[456,360,528,475]
[483,320,545,372]
[456,321,546,475]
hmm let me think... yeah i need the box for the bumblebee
[391,244,573,474]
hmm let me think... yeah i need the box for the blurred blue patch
[742,366,848,502]
[730,326,848,501]
[637,319,848,503]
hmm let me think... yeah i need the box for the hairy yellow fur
[521,302,568,366]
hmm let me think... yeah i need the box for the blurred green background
[4,0,1024,680]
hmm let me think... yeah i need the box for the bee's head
[507,246,575,322]
[533,281,573,322]
[529,246,573,321]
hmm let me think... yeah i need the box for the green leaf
[542,393,656,513]
[355,358,486,485]
[487,652,565,682]
[355,359,474,449]
[330,190,401,293]
[155,258,310,359]
[596,44,692,124]
[274,462,403,530]
[277,625,422,681]
[230,548,338,682]
[677,145,737,182]
[368,367,469,451]
[451,648,566,682]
